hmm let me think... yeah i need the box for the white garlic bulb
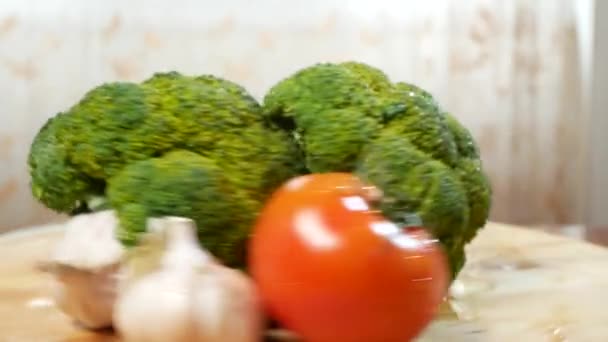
[114,216,263,342]
[41,210,124,329]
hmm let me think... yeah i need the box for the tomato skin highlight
[249,173,449,342]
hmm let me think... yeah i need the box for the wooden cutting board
[1,222,607,342]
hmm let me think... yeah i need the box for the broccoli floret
[442,112,492,240]
[385,83,459,167]
[28,71,300,266]
[340,61,393,93]
[262,61,492,277]
[356,129,470,277]
[263,63,387,172]
[107,150,251,267]
[64,82,152,179]
[28,113,104,213]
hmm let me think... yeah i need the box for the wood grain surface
[1,221,608,341]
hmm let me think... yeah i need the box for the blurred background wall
[0,0,601,232]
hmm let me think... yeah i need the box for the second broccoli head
[263,62,492,277]
[28,72,300,267]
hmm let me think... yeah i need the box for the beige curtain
[0,0,594,231]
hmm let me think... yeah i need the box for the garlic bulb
[114,216,263,342]
[41,210,124,329]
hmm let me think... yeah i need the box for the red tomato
[248,173,449,342]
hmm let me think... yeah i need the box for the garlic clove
[153,216,213,270]
[191,264,264,342]
[114,216,264,342]
[50,210,124,270]
[114,270,195,342]
[50,264,121,329]
[42,210,124,329]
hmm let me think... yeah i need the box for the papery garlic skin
[44,210,124,329]
[114,217,263,342]
[114,270,196,342]
[191,264,263,342]
[50,264,120,329]
[51,210,124,269]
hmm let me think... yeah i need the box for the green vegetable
[28,72,299,266]
[29,62,491,277]
[262,62,491,277]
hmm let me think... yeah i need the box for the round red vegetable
[248,173,449,342]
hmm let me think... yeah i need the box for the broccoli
[262,62,491,277]
[29,62,491,277]
[28,72,299,266]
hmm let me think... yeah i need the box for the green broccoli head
[28,71,300,264]
[262,61,492,277]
